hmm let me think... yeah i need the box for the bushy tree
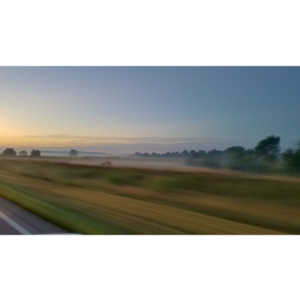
[19,150,28,157]
[255,135,280,160]
[2,148,17,156]
[225,146,245,155]
[69,149,79,157]
[31,149,41,157]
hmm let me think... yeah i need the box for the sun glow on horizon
[0,134,212,149]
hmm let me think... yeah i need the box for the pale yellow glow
[0,121,24,138]
[0,135,157,147]
[0,135,79,147]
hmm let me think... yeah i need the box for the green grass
[0,181,131,234]
[0,158,299,234]
[2,159,300,199]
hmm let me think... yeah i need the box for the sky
[0,67,299,153]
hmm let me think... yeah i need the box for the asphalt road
[0,197,66,235]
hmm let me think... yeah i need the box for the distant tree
[169,152,175,157]
[208,149,222,156]
[255,135,280,160]
[225,146,245,155]
[244,149,255,155]
[201,149,222,168]
[31,149,41,157]
[69,149,79,157]
[182,150,189,157]
[190,150,198,158]
[293,150,300,168]
[282,143,300,170]
[282,148,294,163]
[197,150,207,158]
[2,148,17,156]
[19,150,28,157]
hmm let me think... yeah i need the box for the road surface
[0,197,66,235]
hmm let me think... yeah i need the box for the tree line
[135,135,300,173]
[1,148,42,157]
[1,148,80,158]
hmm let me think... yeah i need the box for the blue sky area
[0,67,299,153]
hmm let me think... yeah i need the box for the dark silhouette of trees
[190,150,198,158]
[132,135,300,174]
[282,142,300,171]
[198,150,207,157]
[202,149,222,168]
[182,150,189,157]
[31,149,41,157]
[69,149,79,157]
[2,148,17,156]
[282,149,295,165]
[291,150,300,168]
[225,146,245,155]
[255,135,280,161]
[184,136,286,173]
[19,150,28,157]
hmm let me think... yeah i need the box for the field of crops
[0,158,299,234]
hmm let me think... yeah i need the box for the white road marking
[0,211,31,234]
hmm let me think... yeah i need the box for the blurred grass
[0,158,299,234]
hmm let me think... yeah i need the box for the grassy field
[0,158,299,234]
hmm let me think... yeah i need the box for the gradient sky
[1,67,299,153]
